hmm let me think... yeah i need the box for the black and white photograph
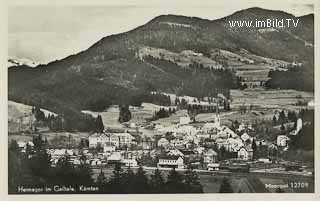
[5,1,316,195]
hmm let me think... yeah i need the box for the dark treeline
[96,164,203,194]
[265,67,314,92]
[272,110,299,126]
[118,105,132,123]
[8,136,203,194]
[144,56,240,99]
[151,107,176,121]
[144,93,172,106]
[9,135,94,194]
[289,109,314,151]
[30,106,104,132]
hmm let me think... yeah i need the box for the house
[89,132,135,148]
[240,133,251,142]
[88,133,109,148]
[237,146,253,160]
[277,135,290,147]
[107,152,122,164]
[290,118,303,136]
[178,149,196,158]
[17,141,34,150]
[122,158,138,167]
[157,138,170,148]
[170,138,184,148]
[157,155,184,169]
[167,149,184,157]
[203,149,218,164]
[103,142,116,152]
[207,163,220,171]
[113,133,136,147]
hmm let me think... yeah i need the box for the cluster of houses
[14,107,298,170]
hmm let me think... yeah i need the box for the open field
[230,89,314,110]
[138,46,222,69]
[8,101,57,121]
[82,103,177,128]
[8,132,90,146]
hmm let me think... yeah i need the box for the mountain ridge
[8,7,314,124]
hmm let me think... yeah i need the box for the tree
[122,166,135,193]
[279,110,286,125]
[219,178,233,193]
[150,168,165,193]
[132,166,150,193]
[184,168,203,193]
[272,116,277,126]
[118,105,132,123]
[108,163,125,193]
[95,115,104,133]
[165,168,185,193]
[251,138,257,159]
[96,169,108,192]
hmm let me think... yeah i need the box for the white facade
[277,135,290,147]
[123,158,138,167]
[241,133,251,142]
[157,156,184,169]
[103,143,116,152]
[158,138,170,147]
[237,147,253,160]
[89,133,135,148]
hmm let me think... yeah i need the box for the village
[12,91,314,179]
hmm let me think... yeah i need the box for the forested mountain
[8,7,314,130]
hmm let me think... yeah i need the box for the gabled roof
[178,149,195,155]
[158,154,181,160]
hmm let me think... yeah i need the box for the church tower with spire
[214,102,220,127]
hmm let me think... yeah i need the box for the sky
[8,4,313,64]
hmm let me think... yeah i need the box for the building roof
[178,149,195,155]
[204,149,218,156]
[158,155,182,160]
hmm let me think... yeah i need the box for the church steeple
[214,102,220,126]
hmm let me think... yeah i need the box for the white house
[203,149,218,163]
[290,118,303,136]
[17,141,34,150]
[88,133,109,148]
[89,132,135,148]
[103,142,116,152]
[157,138,170,148]
[107,152,122,163]
[277,135,290,147]
[207,163,220,171]
[237,146,253,160]
[170,138,184,148]
[167,149,184,157]
[157,155,184,169]
[122,158,138,167]
[241,133,251,142]
[113,133,136,147]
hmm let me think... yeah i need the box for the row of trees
[96,164,203,193]
[8,135,205,194]
[144,93,172,106]
[272,110,299,126]
[151,107,176,121]
[265,67,314,92]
